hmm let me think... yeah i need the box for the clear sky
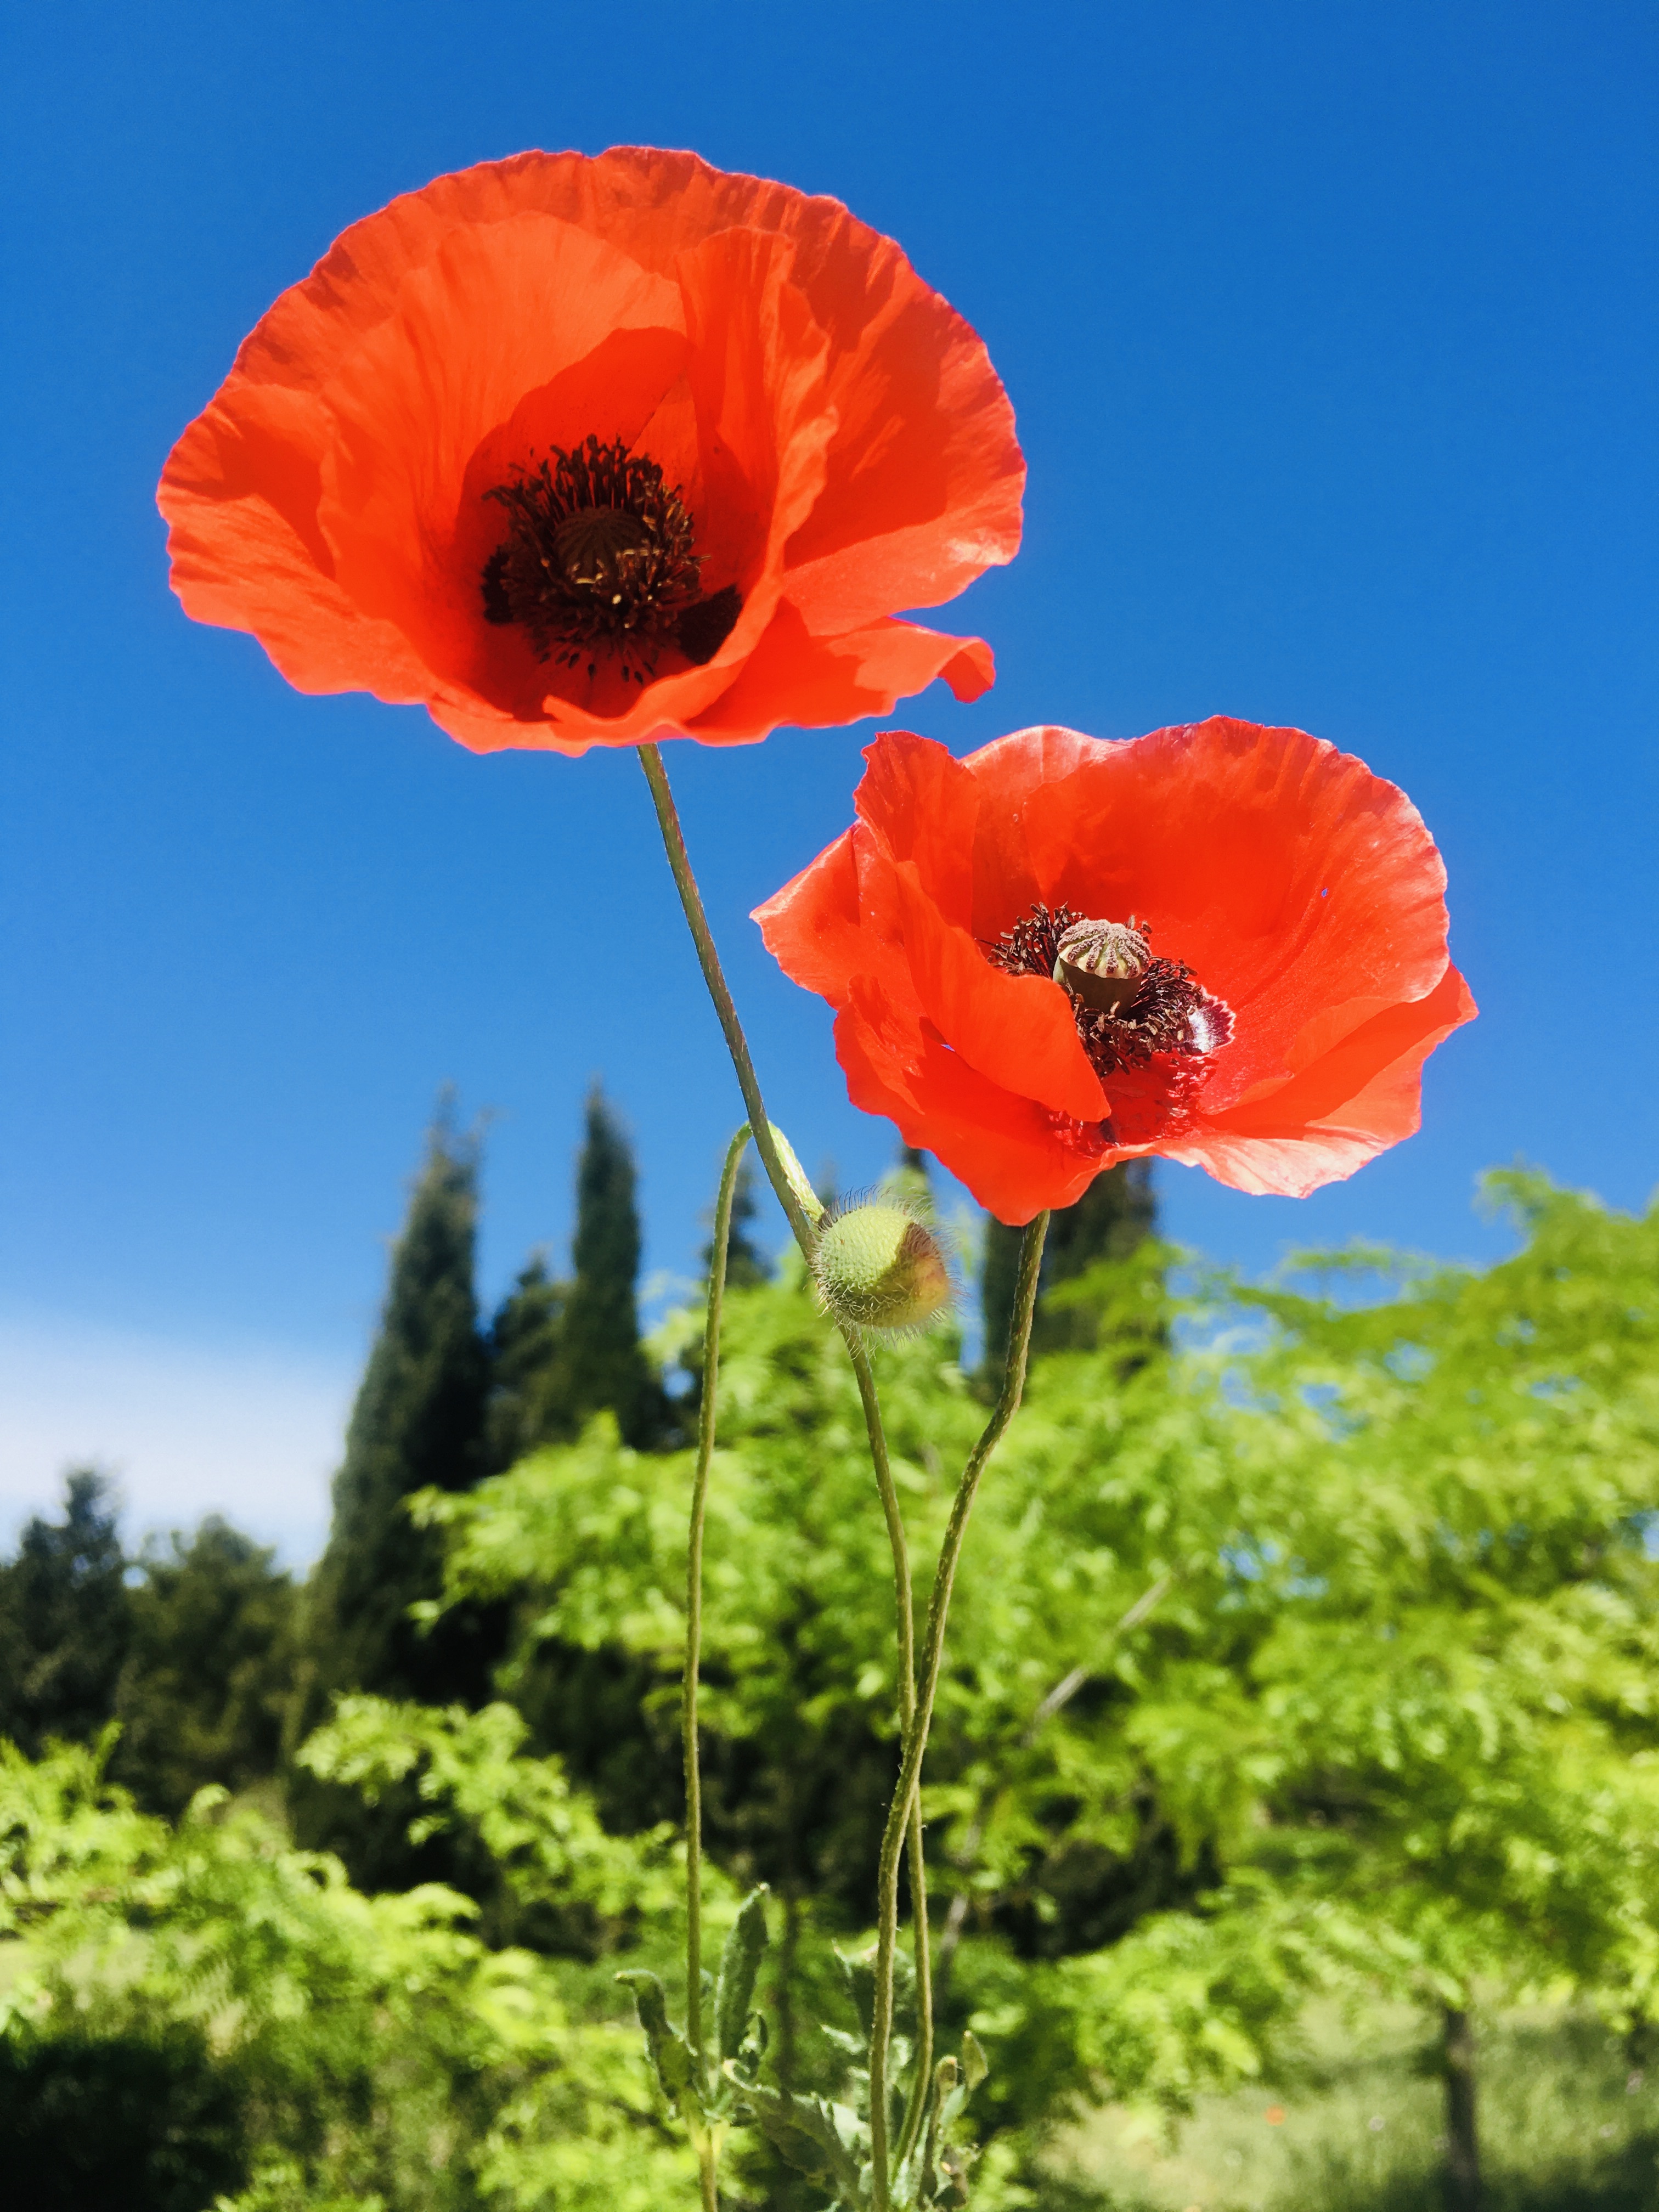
[2,1,1654,1557]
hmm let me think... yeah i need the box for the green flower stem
[637,744,818,1257]
[899,1791,933,2168]
[686,1122,752,2098]
[868,1210,1049,2211]
[636,741,928,2180]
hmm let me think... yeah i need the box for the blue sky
[2,1,1654,1555]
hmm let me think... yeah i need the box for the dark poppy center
[481,434,742,685]
[985,902,1235,1080]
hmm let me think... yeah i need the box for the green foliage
[421,1253,984,1914]
[424,1174,1659,2189]
[980,1161,1158,1381]
[0,1471,130,1756]
[484,1087,669,1462]
[111,1517,298,1816]
[560,1085,664,1450]
[8,1166,1658,2209]
[1186,1169,1659,2022]
[297,1694,685,1949]
[0,1730,697,2211]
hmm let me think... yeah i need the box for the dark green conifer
[484,1257,571,1471]
[979,1159,1159,1379]
[112,1520,297,1815]
[1032,1156,1158,1353]
[301,1113,493,1717]
[0,1470,130,1754]
[557,1085,663,1448]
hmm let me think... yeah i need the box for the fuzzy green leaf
[733,2074,865,2199]
[616,1970,701,2115]
[714,1883,769,2064]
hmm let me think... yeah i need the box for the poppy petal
[834,989,1110,1223]
[685,603,994,744]
[1173,962,1477,1195]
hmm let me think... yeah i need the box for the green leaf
[733,2074,865,2200]
[960,2027,989,2091]
[714,1883,769,2064]
[616,1970,702,2115]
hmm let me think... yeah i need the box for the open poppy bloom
[157,148,1024,756]
[754,718,1476,1221]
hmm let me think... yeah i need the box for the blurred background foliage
[3,1102,1658,2209]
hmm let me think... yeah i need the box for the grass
[1041,2002,1659,2211]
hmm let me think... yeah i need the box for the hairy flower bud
[815,1201,951,1332]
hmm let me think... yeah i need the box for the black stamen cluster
[985,901,1234,1079]
[481,435,741,682]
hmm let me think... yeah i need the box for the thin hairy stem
[868,1212,1049,2210]
[896,1792,933,2168]
[637,744,818,1256]
[685,1124,752,2087]
[636,742,927,2191]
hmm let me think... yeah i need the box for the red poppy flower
[754,718,1476,1222]
[157,148,1024,757]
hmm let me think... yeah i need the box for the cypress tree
[302,1113,492,1714]
[0,1471,130,1754]
[1032,1156,1158,1353]
[979,1159,1159,1380]
[291,1112,501,1879]
[484,1257,571,1471]
[557,1085,663,1448]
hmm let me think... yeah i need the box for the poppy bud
[815,1201,951,1332]
[1052,916,1149,1013]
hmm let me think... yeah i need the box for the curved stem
[868,1211,1049,2209]
[635,742,928,2179]
[685,1124,752,2087]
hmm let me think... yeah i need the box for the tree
[111,1520,298,1818]
[944,1172,1659,2191]
[558,1086,663,1449]
[1,1730,699,2212]
[482,1088,667,1464]
[0,1471,130,1756]
[979,1159,1158,1378]
[485,1257,572,1473]
[1194,1172,1659,2198]
[293,1113,498,1874]
[422,1173,1659,2201]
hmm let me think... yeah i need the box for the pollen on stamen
[480,433,742,682]
[985,901,1234,1080]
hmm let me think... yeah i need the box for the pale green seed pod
[815,1201,951,1332]
[1052,915,1148,1013]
